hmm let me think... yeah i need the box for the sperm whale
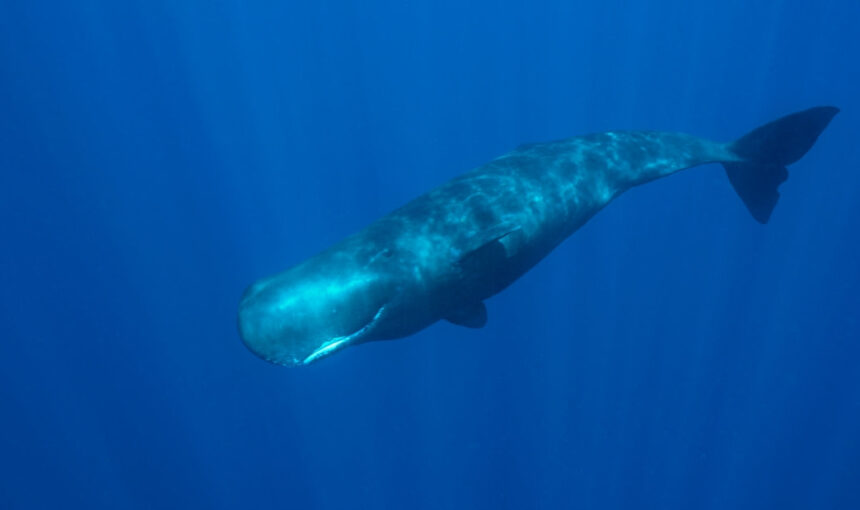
[238,106,838,366]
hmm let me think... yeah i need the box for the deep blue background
[2,1,858,508]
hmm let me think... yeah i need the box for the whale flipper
[724,106,839,223]
[457,225,522,270]
[445,301,488,328]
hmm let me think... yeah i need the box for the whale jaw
[301,306,386,365]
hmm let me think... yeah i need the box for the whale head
[237,247,397,366]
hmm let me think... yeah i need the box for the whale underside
[238,106,838,366]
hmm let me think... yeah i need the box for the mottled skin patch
[239,130,735,365]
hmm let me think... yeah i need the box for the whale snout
[237,263,395,366]
[237,287,293,365]
[237,281,321,366]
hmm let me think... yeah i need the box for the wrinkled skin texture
[238,130,733,366]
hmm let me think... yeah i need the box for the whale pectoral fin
[458,237,509,274]
[445,301,487,328]
[458,225,522,267]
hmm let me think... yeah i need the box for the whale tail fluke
[723,106,839,223]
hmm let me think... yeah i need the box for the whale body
[238,107,838,366]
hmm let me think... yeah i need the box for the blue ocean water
[1,0,858,508]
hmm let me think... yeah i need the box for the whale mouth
[302,305,386,365]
